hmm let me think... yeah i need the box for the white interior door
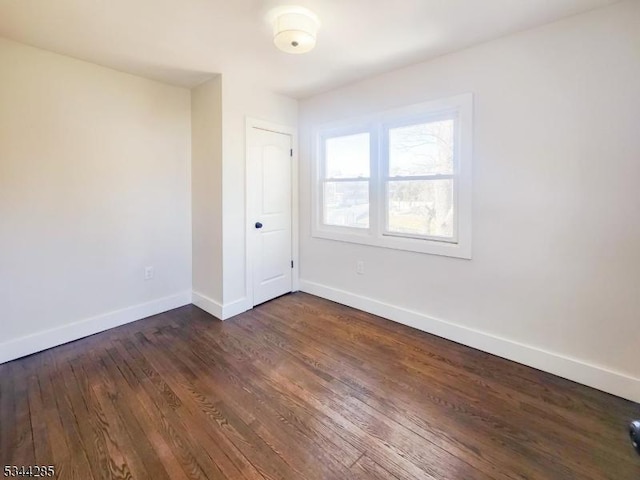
[248,127,293,306]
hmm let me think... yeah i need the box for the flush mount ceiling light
[271,6,320,54]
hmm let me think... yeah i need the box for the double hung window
[313,94,472,259]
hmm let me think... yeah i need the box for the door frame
[245,117,299,309]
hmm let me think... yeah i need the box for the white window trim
[311,93,473,259]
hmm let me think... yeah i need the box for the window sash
[319,128,376,233]
[380,115,459,244]
[385,115,456,179]
[320,129,373,181]
[382,177,458,243]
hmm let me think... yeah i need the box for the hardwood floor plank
[42,350,96,480]
[8,361,35,467]
[0,362,17,466]
[96,349,193,480]
[1,293,638,480]
[24,357,54,466]
[33,351,84,480]
[105,343,227,480]
[350,454,402,480]
[73,350,170,480]
[123,333,265,480]
[57,357,120,480]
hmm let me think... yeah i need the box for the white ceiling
[0,0,621,98]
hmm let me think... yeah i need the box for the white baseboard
[223,297,251,319]
[192,291,250,320]
[0,291,193,364]
[192,290,223,319]
[299,280,640,403]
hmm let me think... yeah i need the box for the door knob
[255,222,263,229]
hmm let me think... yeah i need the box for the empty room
[1,0,639,478]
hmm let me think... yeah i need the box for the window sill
[311,228,471,259]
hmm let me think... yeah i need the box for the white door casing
[247,123,295,306]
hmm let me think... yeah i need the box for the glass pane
[323,181,369,228]
[389,119,454,176]
[387,179,454,238]
[325,133,370,179]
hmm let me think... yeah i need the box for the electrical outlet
[356,260,364,275]
[144,266,154,280]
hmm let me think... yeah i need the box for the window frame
[312,93,472,259]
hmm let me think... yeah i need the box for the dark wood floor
[1,292,638,479]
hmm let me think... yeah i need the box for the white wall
[0,38,192,361]
[298,1,640,401]
[220,74,297,309]
[191,77,223,305]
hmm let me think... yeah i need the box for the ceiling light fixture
[272,6,320,54]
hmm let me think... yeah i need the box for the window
[322,132,370,229]
[312,94,472,258]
